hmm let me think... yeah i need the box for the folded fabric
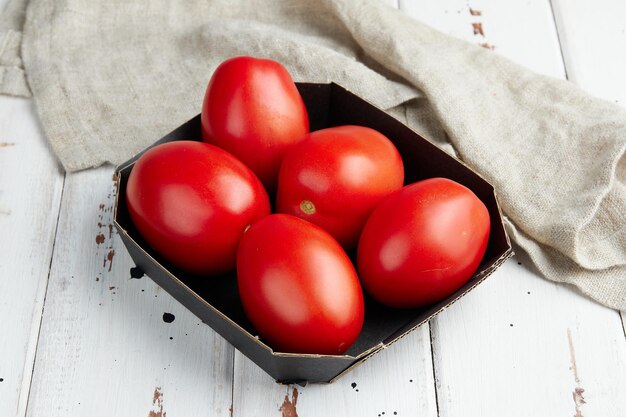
[0,0,29,96]
[1,0,624,309]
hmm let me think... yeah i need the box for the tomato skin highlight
[276,125,404,249]
[126,141,270,276]
[237,214,365,355]
[201,56,309,193]
[357,178,491,309]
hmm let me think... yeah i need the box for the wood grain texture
[551,0,626,105]
[399,1,626,416]
[232,327,437,417]
[24,167,234,417]
[0,96,64,417]
[431,261,626,417]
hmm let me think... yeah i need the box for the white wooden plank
[0,95,64,417]
[550,0,626,406]
[231,2,436,415]
[232,327,437,417]
[25,167,234,417]
[431,261,626,417]
[551,0,626,106]
[399,1,626,416]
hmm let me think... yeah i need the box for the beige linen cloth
[1,0,625,310]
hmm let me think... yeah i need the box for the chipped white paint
[398,0,565,77]
[1,1,624,417]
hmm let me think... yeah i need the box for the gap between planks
[547,0,570,80]
[20,172,67,417]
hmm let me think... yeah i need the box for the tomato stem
[299,200,316,215]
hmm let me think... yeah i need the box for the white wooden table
[1,1,625,416]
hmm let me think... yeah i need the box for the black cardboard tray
[113,83,513,384]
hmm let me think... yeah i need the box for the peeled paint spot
[279,387,299,417]
[106,250,115,272]
[148,387,165,417]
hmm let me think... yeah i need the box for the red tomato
[357,178,490,309]
[201,56,309,193]
[276,125,404,248]
[237,214,364,355]
[126,141,270,276]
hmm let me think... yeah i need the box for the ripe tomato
[201,56,309,193]
[276,125,404,248]
[357,178,490,309]
[126,141,270,276]
[237,214,364,355]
